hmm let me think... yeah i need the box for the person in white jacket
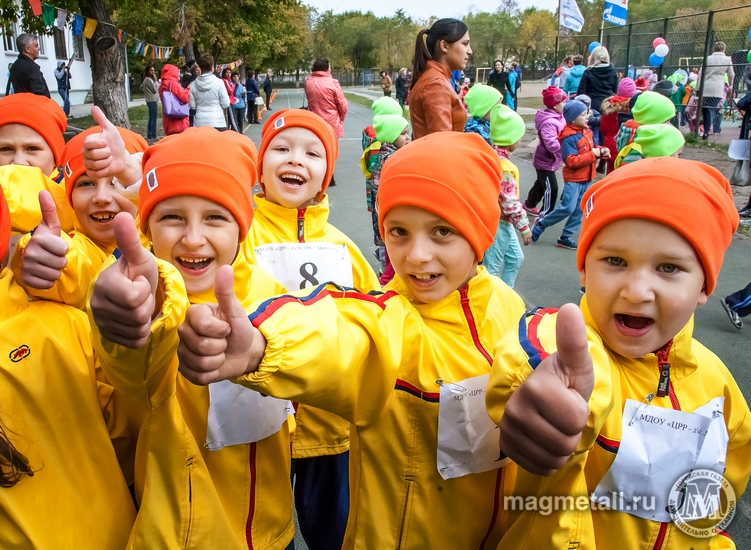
[697,41,735,139]
[189,54,230,130]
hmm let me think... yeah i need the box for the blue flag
[603,0,628,26]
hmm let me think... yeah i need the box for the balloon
[655,44,669,57]
[589,41,600,53]
[653,37,666,48]
[748,50,751,63]
[649,53,665,66]
[675,69,688,85]
[748,29,751,41]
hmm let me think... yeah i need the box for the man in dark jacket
[245,70,261,124]
[395,68,408,107]
[263,73,272,110]
[7,34,50,97]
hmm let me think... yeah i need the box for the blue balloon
[589,41,600,53]
[748,29,751,40]
[649,52,665,66]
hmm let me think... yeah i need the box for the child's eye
[307,150,321,158]
[274,146,289,152]
[388,227,407,237]
[0,146,13,152]
[434,227,453,237]
[606,257,625,267]
[658,264,680,274]
[26,146,40,152]
[76,180,95,187]
[160,214,182,221]
[206,214,229,222]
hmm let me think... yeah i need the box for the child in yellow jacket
[11,125,147,310]
[178,132,528,549]
[0,93,76,235]
[0,184,137,547]
[87,128,294,550]
[488,157,751,550]
[243,108,380,550]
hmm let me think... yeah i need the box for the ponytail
[410,18,469,90]
[0,424,33,488]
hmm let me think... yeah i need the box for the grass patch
[69,103,163,137]
[738,222,751,238]
[518,96,545,110]
[344,92,410,121]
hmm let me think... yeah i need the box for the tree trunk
[184,41,198,62]
[79,0,130,128]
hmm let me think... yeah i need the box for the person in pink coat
[159,64,190,136]
[305,58,348,138]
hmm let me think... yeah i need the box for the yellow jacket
[242,193,380,459]
[89,248,295,550]
[1,165,75,234]
[0,267,136,548]
[235,268,526,549]
[489,298,751,550]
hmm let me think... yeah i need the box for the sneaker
[721,298,743,329]
[738,208,751,218]
[530,220,545,242]
[523,205,541,217]
[556,237,578,250]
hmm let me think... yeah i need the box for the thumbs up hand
[178,265,266,385]
[82,107,143,186]
[498,303,594,476]
[90,212,159,348]
[21,191,69,289]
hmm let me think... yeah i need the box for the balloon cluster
[649,37,669,66]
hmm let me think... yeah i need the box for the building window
[2,23,19,52]
[53,28,67,59]
[37,34,46,57]
[72,33,84,61]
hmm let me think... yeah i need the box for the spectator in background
[380,70,392,97]
[305,58,347,138]
[231,72,246,133]
[180,60,198,89]
[698,41,734,139]
[395,68,408,107]
[159,64,190,136]
[264,72,273,110]
[487,60,513,105]
[507,64,518,110]
[140,65,159,140]
[512,61,522,88]
[576,45,618,113]
[564,55,585,98]
[221,67,237,108]
[54,60,72,117]
[245,70,261,124]
[189,53,230,130]
[7,34,49,97]
[556,55,574,90]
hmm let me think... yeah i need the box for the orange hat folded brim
[0,93,67,167]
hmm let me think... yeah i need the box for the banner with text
[560,0,585,32]
[603,0,629,26]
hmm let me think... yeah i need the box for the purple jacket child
[532,108,566,171]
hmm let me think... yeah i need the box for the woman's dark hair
[312,58,330,72]
[248,69,255,78]
[0,424,33,488]
[411,18,468,90]
[222,67,232,78]
[144,65,155,78]
[198,53,214,73]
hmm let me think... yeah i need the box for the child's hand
[498,303,594,476]
[522,231,532,246]
[178,265,266,385]
[600,147,611,159]
[593,147,602,158]
[82,107,142,186]
[21,191,69,289]
[90,213,159,348]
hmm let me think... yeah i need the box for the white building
[1,21,93,106]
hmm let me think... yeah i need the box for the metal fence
[573,4,751,141]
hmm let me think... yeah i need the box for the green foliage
[463,11,516,66]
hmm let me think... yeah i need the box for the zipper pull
[297,208,306,243]
[656,348,670,398]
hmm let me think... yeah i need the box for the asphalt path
[245,88,751,549]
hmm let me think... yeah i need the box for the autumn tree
[463,10,516,66]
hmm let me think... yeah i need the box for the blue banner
[603,0,628,26]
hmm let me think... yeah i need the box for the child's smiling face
[383,205,478,303]
[581,218,707,358]
[148,195,240,294]
[0,124,56,176]
[71,175,137,248]
[261,127,327,208]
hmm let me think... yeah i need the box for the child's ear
[696,285,708,307]
[579,269,587,289]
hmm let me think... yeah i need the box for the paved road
[246,89,751,549]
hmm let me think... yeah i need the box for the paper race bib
[436,374,509,480]
[206,380,294,450]
[593,396,728,522]
[254,242,354,291]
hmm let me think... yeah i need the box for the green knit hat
[489,104,526,147]
[464,84,502,118]
[371,96,403,117]
[373,114,409,143]
[631,91,676,125]
[634,123,685,158]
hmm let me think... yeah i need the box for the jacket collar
[425,60,451,80]
[0,268,30,322]
[579,295,698,380]
[187,245,257,309]
[253,193,330,242]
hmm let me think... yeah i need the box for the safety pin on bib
[628,393,655,426]
[436,379,467,392]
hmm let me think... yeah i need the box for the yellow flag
[83,18,97,39]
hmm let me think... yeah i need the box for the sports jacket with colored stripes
[234,268,526,549]
[90,248,295,550]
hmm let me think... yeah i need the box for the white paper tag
[436,374,509,480]
[254,242,354,291]
[593,397,728,522]
[206,380,293,450]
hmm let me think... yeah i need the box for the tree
[463,10,516,66]
[374,10,418,70]
[514,7,557,67]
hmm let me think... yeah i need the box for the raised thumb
[214,264,246,321]
[91,106,117,132]
[555,303,594,402]
[112,212,157,290]
[37,190,61,237]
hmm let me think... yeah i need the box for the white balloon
[655,44,669,57]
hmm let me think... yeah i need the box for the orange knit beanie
[377,132,502,259]
[258,109,338,197]
[139,127,257,238]
[0,184,9,263]
[578,157,739,294]
[63,126,148,206]
[0,93,67,166]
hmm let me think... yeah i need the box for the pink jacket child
[159,64,190,136]
[532,107,566,172]
[305,70,348,138]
